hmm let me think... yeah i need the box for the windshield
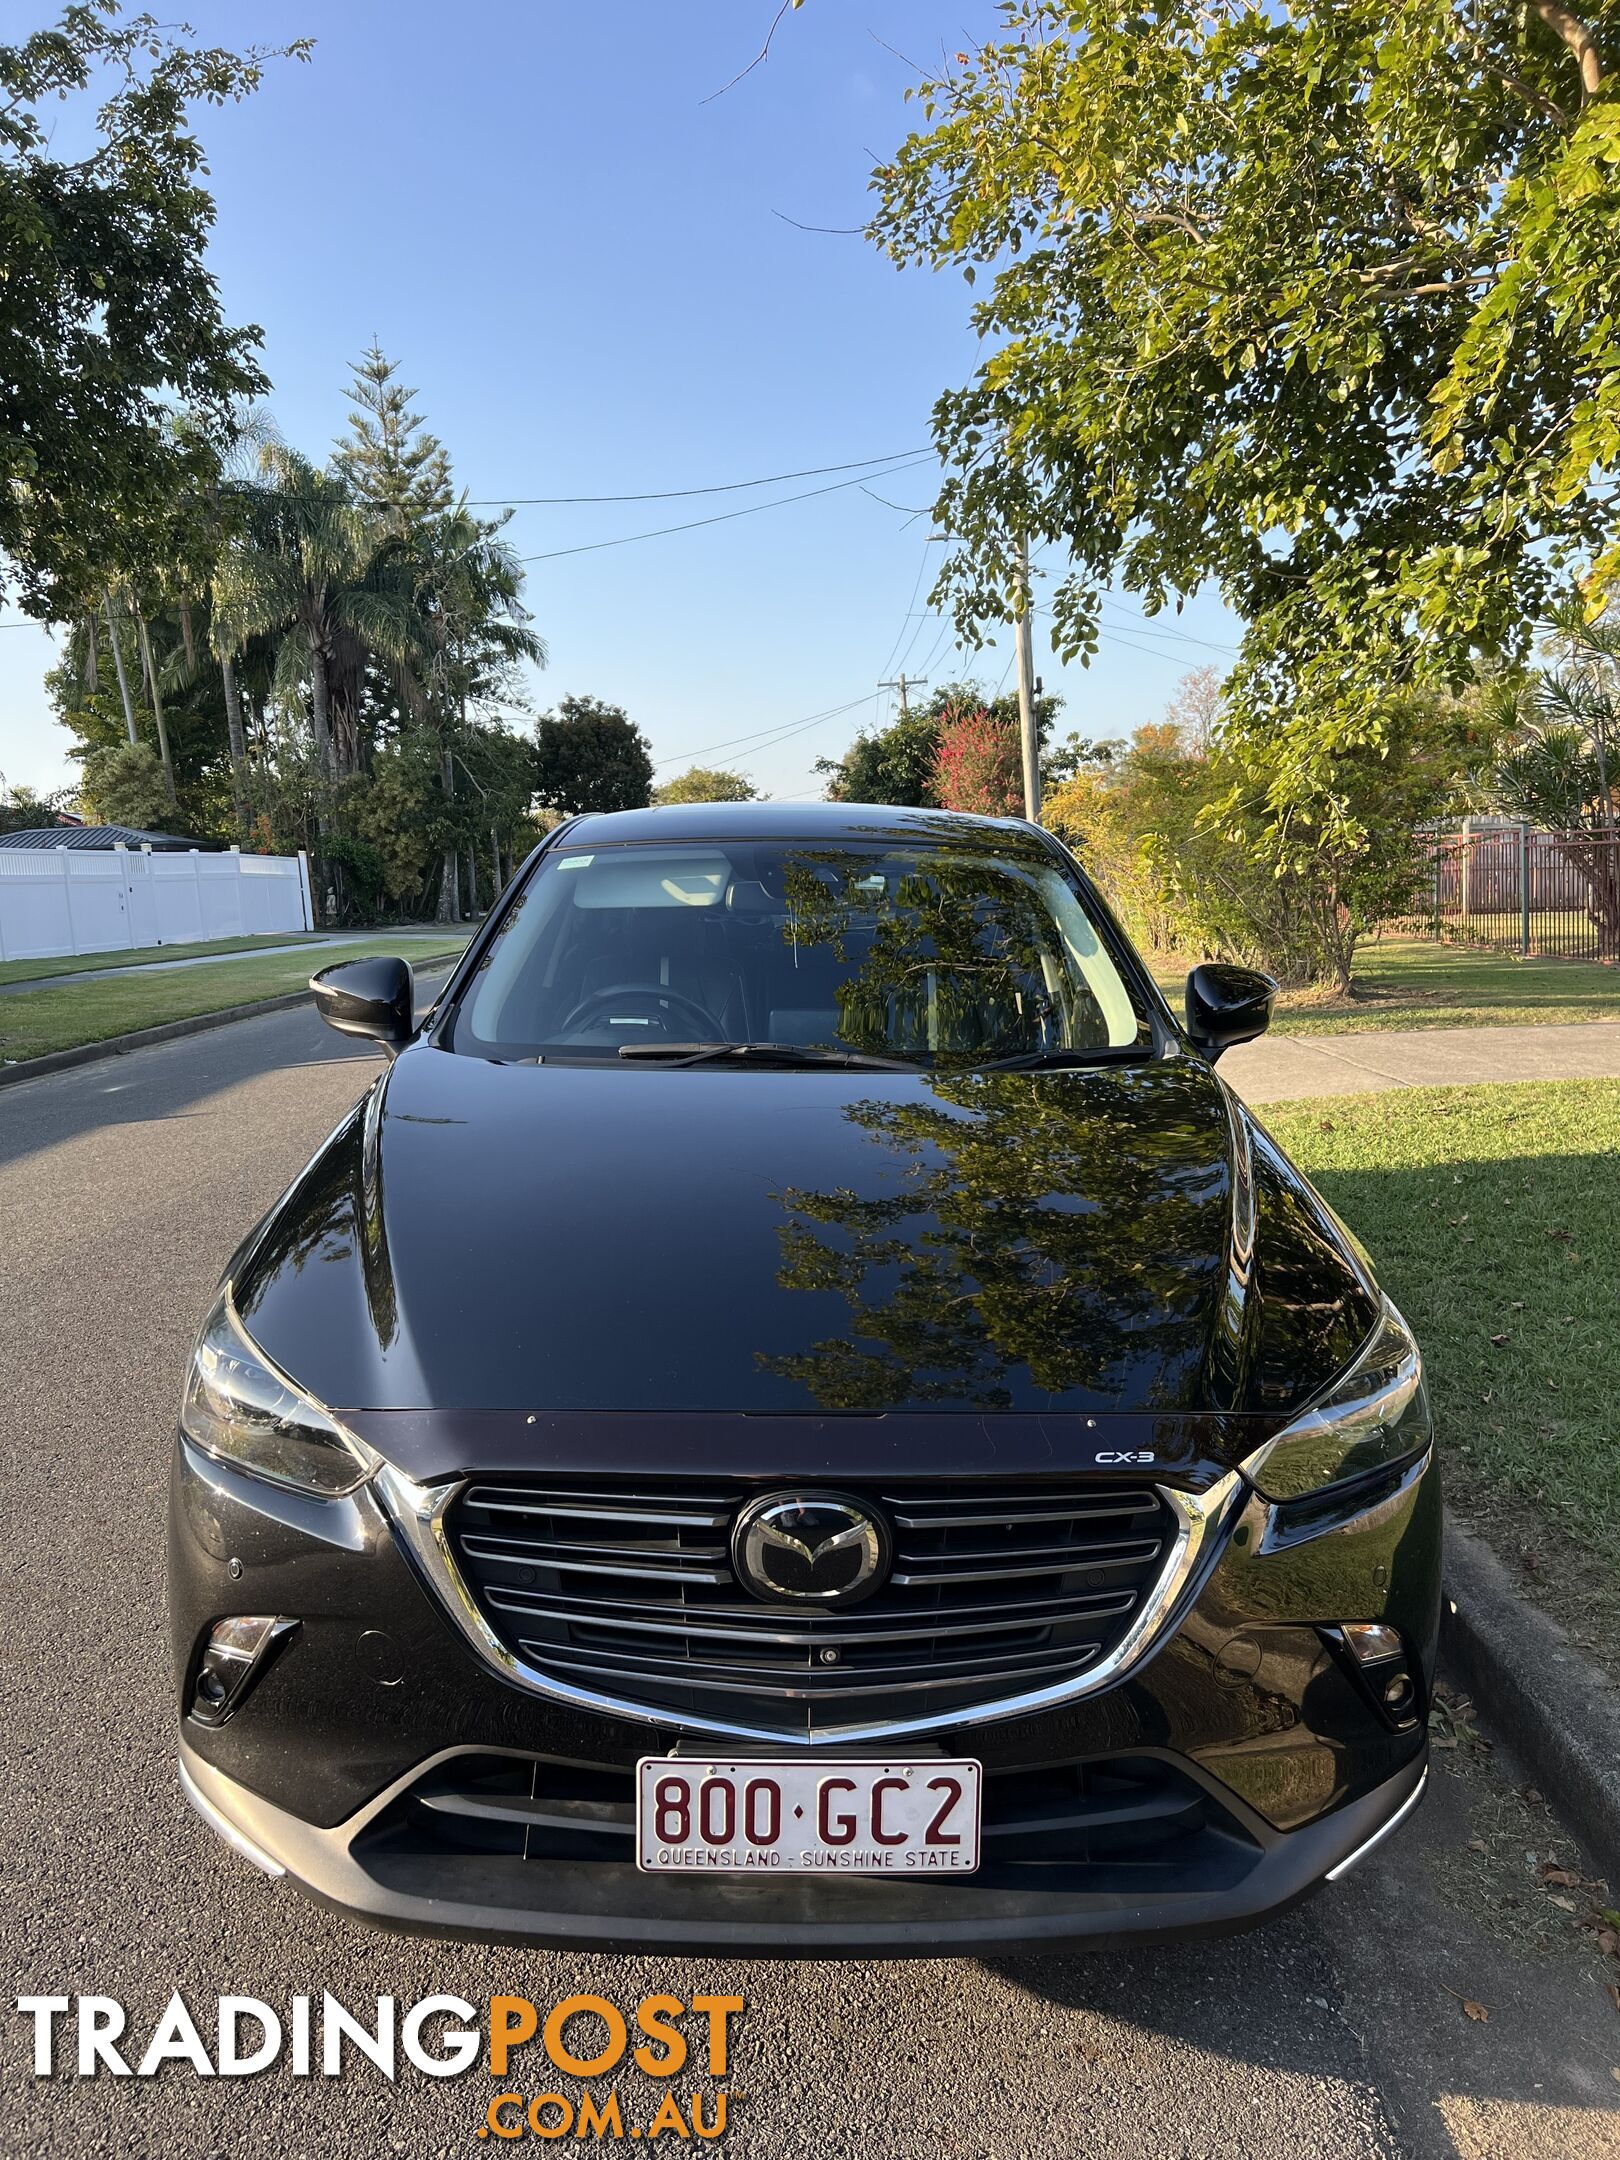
[451,836,1151,1067]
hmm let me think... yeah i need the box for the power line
[1097,597,1238,656]
[466,449,928,509]
[1095,627,1222,670]
[515,459,934,566]
[884,546,953,687]
[1014,606,1229,676]
[654,699,874,774]
[888,589,937,683]
[909,610,960,685]
[654,699,866,768]
[876,540,934,684]
[652,693,879,771]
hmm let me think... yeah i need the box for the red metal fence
[1419,823,1620,962]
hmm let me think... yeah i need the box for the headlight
[1244,1297,1430,1501]
[180,1293,374,1497]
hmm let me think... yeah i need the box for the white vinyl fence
[0,845,313,964]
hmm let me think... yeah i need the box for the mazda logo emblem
[731,1492,891,1608]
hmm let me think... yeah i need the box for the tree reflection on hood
[759,1065,1237,1413]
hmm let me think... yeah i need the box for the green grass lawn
[1268,1078,1620,1653]
[1152,934,1620,1036]
[0,930,331,988]
[0,933,469,1062]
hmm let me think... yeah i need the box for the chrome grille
[444,1477,1179,1736]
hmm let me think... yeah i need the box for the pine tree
[334,344,455,532]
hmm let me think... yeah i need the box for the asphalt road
[2,1000,1618,2160]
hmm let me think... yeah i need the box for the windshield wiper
[618,1040,922,1072]
[977,1047,1136,1071]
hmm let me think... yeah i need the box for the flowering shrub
[932,702,1023,816]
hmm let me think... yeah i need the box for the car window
[451,837,1150,1065]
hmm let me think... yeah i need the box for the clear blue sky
[0,0,1241,801]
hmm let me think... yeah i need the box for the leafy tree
[820,681,1060,806]
[1163,668,1224,756]
[1047,697,1491,988]
[0,777,76,833]
[1200,701,1488,990]
[407,714,546,916]
[0,6,308,617]
[452,717,545,896]
[344,730,443,906]
[334,345,455,534]
[762,1070,1222,1411]
[238,706,323,864]
[1493,601,1620,824]
[79,741,174,830]
[1044,732,1124,788]
[1046,728,1225,958]
[817,705,944,807]
[533,695,653,815]
[869,1,1620,753]
[652,765,758,805]
[177,405,282,837]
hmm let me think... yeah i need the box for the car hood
[232,1042,1376,1456]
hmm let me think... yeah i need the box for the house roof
[0,824,210,853]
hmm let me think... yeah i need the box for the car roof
[560,801,1037,847]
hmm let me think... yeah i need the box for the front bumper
[180,1735,1426,1956]
[168,1433,1440,1953]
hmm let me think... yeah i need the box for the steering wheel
[559,983,728,1042]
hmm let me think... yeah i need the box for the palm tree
[98,410,260,822]
[185,407,280,836]
[393,505,545,919]
[100,586,141,750]
[1490,600,1620,954]
[211,446,418,794]
[130,600,178,810]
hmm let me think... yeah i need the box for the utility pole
[1015,533,1040,821]
[879,672,928,720]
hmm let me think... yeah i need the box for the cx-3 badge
[732,1492,891,1607]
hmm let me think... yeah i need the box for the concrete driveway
[1222,1020,1620,1103]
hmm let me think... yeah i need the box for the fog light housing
[1381,1671,1417,1717]
[190,1616,297,1727]
[1342,1621,1404,1666]
[1329,1623,1420,1731]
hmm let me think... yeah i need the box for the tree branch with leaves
[867,0,1620,763]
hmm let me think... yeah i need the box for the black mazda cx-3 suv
[169,801,1438,1953]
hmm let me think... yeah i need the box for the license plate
[636,1757,981,1874]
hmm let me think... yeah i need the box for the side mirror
[1185,963,1276,1061]
[311,956,415,1053]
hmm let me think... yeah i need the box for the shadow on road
[981,1743,1620,2159]
[0,984,443,1174]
